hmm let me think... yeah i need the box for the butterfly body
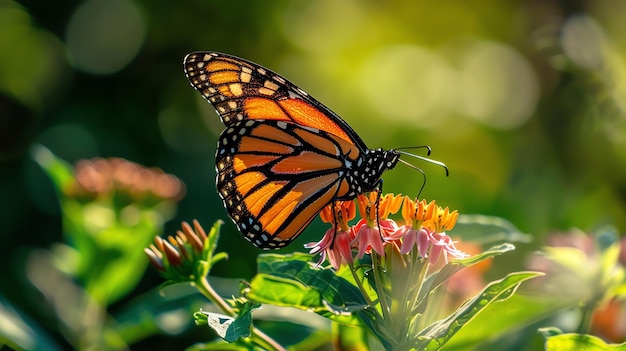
[184,52,399,249]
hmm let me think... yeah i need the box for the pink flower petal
[418,228,430,258]
[400,227,417,255]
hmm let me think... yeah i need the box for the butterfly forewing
[183,52,368,148]
[183,52,400,249]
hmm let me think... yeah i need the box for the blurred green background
[1,0,625,349]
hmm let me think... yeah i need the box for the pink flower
[353,219,387,258]
[305,200,357,269]
[396,197,468,263]
[426,230,468,264]
[399,226,430,256]
[351,193,404,258]
[309,194,467,268]
[305,226,355,270]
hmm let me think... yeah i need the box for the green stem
[349,262,375,307]
[195,276,286,351]
[350,260,396,345]
[577,301,596,334]
[396,247,420,342]
[410,254,430,311]
[408,255,430,333]
[371,252,393,326]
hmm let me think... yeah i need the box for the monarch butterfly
[183,52,440,249]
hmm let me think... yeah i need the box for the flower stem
[349,262,375,307]
[195,276,286,351]
[577,301,596,335]
[195,277,234,315]
[371,252,393,324]
[395,247,420,342]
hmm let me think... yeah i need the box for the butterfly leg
[373,179,384,243]
[329,199,339,250]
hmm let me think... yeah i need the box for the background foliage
[1,0,625,349]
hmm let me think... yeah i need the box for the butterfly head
[343,148,400,197]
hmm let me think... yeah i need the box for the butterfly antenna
[397,158,428,198]
[395,148,449,199]
[395,148,449,176]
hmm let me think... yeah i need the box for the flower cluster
[306,193,466,269]
[64,157,186,204]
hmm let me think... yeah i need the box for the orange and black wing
[183,52,369,150]
[216,119,362,249]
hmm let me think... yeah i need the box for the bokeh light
[65,0,145,75]
[0,1,68,110]
[360,45,454,126]
[456,40,539,129]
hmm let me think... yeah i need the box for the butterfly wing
[183,52,368,150]
[216,119,361,249]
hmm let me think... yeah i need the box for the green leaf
[442,295,568,350]
[31,144,75,194]
[246,253,367,325]
[75,216,161,304]
[541,329,626,351]
[454,214,532,245]
[196,220,226,280]
[199,312,238,341]
[452,243,516,266]
[415,243,516,315]
[226,301,260,342]
[205,220,226,268]
[0,296,63,351]
[333,322,371,350]
[195,301,260,343]
[414,271,542,351]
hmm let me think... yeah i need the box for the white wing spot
[229,84,243,97]
[240,72,251,83]
[264,80,279,91]
[258,87,275,96]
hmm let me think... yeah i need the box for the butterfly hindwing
[216,119,362,249]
